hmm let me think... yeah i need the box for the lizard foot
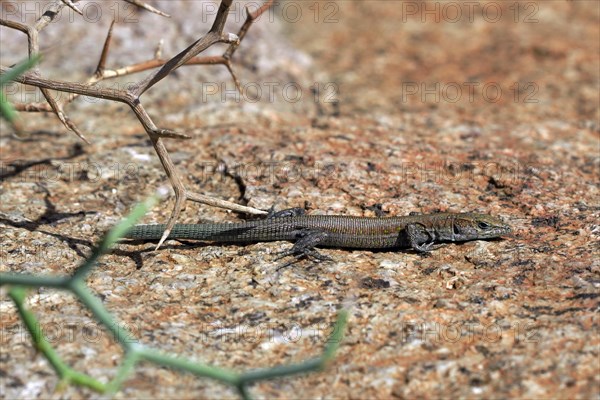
[275,229,331,270]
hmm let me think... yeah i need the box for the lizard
[124,208,511,264]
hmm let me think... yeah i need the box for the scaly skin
[125,210,511,258]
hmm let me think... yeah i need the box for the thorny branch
[1,0,274,248]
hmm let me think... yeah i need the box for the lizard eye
[478,221,491,229]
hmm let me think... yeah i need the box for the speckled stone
[1,1,598,399]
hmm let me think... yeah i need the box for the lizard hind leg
[275,230,331,270]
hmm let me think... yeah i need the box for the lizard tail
[124,223,255,241]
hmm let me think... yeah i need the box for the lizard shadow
[1,191,264,270]
[122,238,428,265]
[0,188,149,269]
[318,236,508,256]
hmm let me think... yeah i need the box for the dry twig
[1,0,275,248]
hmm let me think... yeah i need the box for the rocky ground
[1,1,598,398]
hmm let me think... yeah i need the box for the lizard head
[445,213,512,242]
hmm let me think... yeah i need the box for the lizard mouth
[478,226,512,239]
[497,226,514,238]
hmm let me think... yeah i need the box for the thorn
[123,0,171,18]
[225,62,242,93]
[155,188,185,250]
[65,119,90,145]
[41,88,90,144]
[186,192,268,215]
[96,19,116,77]
[61,0,83,15]
[154,129,192,140]
[155,229,170,251]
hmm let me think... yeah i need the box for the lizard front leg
[405,223,440,253]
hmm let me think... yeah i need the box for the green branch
[8,286,107,393]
